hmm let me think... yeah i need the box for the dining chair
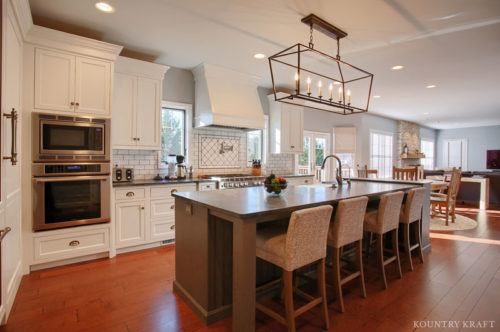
[393,166,418,181]
[357,164,368,178]
[430,167,462,226]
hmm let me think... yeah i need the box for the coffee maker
[166,154,177,179]
[176,155,187,179]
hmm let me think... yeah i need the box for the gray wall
[436,125,500,171]
[162,67,195,104]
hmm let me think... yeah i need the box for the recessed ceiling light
[95,2,114,13]
[426,85,436,89]
[391,65,404,70]
[423,112,430,115]
[373,95,381,98]
[253,53,266,59]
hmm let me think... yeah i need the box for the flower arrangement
[264,174,287,195]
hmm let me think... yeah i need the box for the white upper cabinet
[268,95,304,154]
[34,48,112,116]
[112,56,168,150]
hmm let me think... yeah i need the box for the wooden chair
[357,165,368,178]
[327,196,368,313]
[416,166,424,180]
[255,205,333,332]
[366,169,378,179]
[393,166,418,181]
[399,188,426,271]
[430,167,462,226]
[363,191,404,289]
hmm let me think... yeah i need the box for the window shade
[334,127,356,153]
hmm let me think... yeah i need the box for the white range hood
[192,63,265,130]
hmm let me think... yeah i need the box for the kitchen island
[173,180,428,331]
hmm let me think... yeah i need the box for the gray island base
[173,180,430,332]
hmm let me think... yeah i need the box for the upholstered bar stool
[363,191,404,289]
[256,205,333,332]
[327,196,369,313]
[399,187,426,271]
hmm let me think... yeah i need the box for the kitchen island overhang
[172,180,431,332]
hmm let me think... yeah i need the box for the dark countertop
[277,174,314,178]
[113,178,214,187]
[349,177,434,185]
[173,181,417,218]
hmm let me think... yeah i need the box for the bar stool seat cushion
[256,225,288,268]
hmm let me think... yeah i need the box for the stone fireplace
[396,120,423,168]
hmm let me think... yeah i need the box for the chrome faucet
[320,154,343,186]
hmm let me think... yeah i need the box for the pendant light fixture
[269,14,374,115]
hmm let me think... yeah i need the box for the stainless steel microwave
[32,113,110,162]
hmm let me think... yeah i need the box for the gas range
[204,174,265,190]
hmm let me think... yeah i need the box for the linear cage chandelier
[269,14,374,115]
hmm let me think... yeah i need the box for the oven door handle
[33,176,109,183]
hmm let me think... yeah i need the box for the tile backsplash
[112,128,295,180]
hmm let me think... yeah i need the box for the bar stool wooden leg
[376,234,387,290]
[403,223,413,271]
[317,258,329,330]
[332,247,344,313]
[283,269,295,332]
[415,219,424,264]
[392,229,403,279]
[356,240,367,298]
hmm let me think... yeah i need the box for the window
[420,139,435,170]
[296,131,330,180]
[247,130,262,163]
[247,116,268,164]
[443,139,467,171]
[370,131,393,178]
[161,107,186,162]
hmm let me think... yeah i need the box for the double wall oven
[32,113,111,231]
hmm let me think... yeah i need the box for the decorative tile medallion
[199,135,240,168]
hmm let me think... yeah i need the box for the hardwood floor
[1,205,499,331]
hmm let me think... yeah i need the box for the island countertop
[173,181,418,218]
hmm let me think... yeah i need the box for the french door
[297,131,331,182]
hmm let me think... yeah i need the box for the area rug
[430,213,477,231]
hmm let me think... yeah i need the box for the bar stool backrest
[377,191,405,233]
[328,196,368,248]
[284,205,333,271]
[401,187,426,223]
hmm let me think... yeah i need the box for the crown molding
[115,56,169,79]
[8,0,33,40]
[25,25,123,61]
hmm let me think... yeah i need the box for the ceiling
[28,0,500,129]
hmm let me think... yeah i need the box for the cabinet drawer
[150,199,175,219]
[150,184,196,198]
[151,219,175,241]
[34,228,109,262]
[115,188,146,200]
[197,182,216,191]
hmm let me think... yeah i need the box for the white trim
[115,56,169,79]
[8,0,32,41]
[442,138,468,171]
[158,101,193,169]
[295,130,331,180]
[420,138,435,170]
[369,129,394,178]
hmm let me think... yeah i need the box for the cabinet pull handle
[290,145,295,149]
[170,204,175,209]
[141,206,145,210]
[171,189,178,196]
[170,225,175,230]
[70,102,75,106]
[75,102,79,107]
[305,180,309,183]
[137,137,140,141]
[3,109,18,165]
[0,227,11,242]
[126,192,135,197]
[69,240,80,247]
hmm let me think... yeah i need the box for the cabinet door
[34,48,75,112]
[136,77,160,149]
[112,73,137,147]
[280,106,291,153]
[288,108,304,152]
[75,57,111,116]
[115,201,146,248]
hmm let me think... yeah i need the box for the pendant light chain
[336,37,341,60]
[309,23,314,48]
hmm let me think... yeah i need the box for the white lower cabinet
[114,183,196,249]
[115,200,147,248]
[284,176,314,186]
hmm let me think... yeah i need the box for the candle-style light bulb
[347,89,351,105]
[328,83,333,100]
[318,81,322,98]
[307,77,311,95]
[294,72,299,93]
[338,87,343,103]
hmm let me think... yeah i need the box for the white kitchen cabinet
[34,48,112,115]
[268,95,304,154]
[112,56,168,150]
[115,201,147,248]
[283,176,314,186]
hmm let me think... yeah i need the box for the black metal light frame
[268,15,374,115]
